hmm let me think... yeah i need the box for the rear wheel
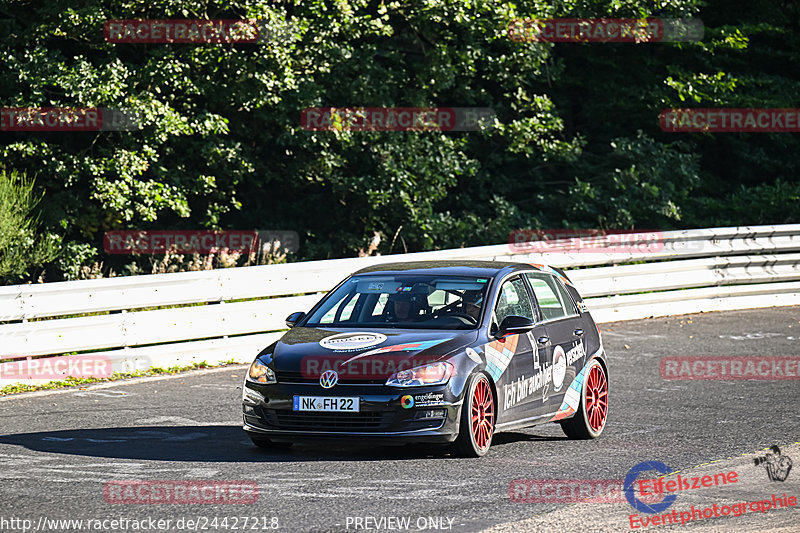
[249,434,294,450]
[560,359,608,439]
[453,373,495,457]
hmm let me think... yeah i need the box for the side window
[553,278,579,316]
[495,277,535,324]
[426,289,448,311]
[526,273,568,321]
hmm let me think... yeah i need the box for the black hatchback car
[242,260,608,457]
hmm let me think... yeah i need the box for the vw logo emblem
[319,370,338,389]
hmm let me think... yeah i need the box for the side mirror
[497,315,535,338]
[285,311,306,328]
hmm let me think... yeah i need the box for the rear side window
[525,273,575,321]
[553,278,579,315]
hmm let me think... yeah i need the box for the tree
[0,0,797,283]
[0,168,60,282]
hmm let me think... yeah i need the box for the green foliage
[565,132,701,228]
[0,0,797,283]
[0,168,60,282]
[54,241,99,281]
[686,179,800,227]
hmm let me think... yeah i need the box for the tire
[453,373,496,457]
[249,434,294,450]
[560,359,608,439]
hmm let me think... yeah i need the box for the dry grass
[76,240,289,280]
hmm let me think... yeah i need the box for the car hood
[260,327,477,380]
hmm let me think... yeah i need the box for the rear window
[525,272,576,321]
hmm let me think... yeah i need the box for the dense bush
[0,0,797,283]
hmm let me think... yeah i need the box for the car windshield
[303,274,491,329]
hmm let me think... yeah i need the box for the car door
[489,275,548,423]
[525,272,587,413]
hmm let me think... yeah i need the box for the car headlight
[385,362,453,387]
[247,359,276,384]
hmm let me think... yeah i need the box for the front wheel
[453,373,495,457]
[560,359,608,439]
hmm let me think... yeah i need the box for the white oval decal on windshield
[319,332,388,351]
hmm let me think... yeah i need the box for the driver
[462,290,484,321]
[386,292,422,322]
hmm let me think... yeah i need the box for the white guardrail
[1,224,799,386]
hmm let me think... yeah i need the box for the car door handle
[574,328,584,336]
[537,336,549,344]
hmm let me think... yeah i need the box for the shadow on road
[492,432,568,445]
[0,425,563,462]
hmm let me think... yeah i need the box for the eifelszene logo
[625,461,677,514]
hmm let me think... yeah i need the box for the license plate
[293,396,360,412]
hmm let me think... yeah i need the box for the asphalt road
[1,306,799,532]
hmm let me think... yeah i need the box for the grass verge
[0,359,242,396]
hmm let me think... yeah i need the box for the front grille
[274,371,316,383]
[260,408,392,432]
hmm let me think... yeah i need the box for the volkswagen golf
[242,260,608,457]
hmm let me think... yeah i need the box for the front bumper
[242,381,462,444]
